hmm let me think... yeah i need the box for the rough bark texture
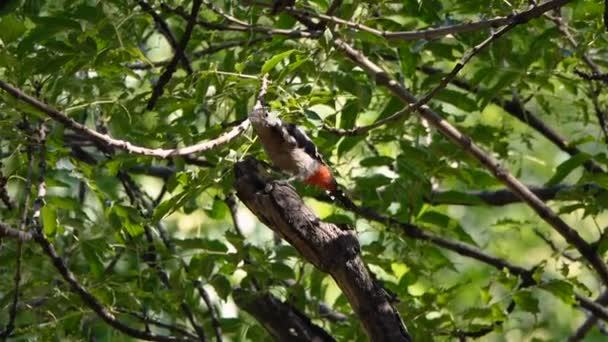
[234,289,336,342]
[234,157,412,342]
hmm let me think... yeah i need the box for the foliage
[1,0,608,341]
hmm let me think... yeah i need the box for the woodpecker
[248,107,338,193]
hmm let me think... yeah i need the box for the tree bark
[233,157,412,342]
[234,289,336,342]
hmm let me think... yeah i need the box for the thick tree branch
[0,79,250,158]
[147,0,202,110]
[323,189,608,331]
[234,157,412,342]
[234,289,336,342]
[226,193,342,336]
[333,37,608,286]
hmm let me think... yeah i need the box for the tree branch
[147,0,202,110]
[234,289,336,342]
[34,231,193,342]
[129,38,270,70]
[323,0,570,136]
[0,79,250,158]
[137,0,192,73]
[419,66,605,173]
[429,183,604,206]
[325,21,518,136]
[162,4,320,38]
[0,124,36,339]
[569,290,608,341]
[265,0,574,41]
[0,222,34,242]
[333,37,608,286]
[233,157,412,342]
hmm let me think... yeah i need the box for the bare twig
[326,22,518,135]
[118,173,207,341]
[147,0,202,110]
[116,308,199,340]
[138,0,192,73]
[0,222,34,241]
[0,79,250,158]
[0,122,36,339]
[429,183,604,206]
[419,66,605,173]
[325,1,570,136]
[261,0,575,41]
[195,284,222,342]
[333,37,608,286]
[129,38,270,70]
[34,231,193,342]
[163,4,320,38]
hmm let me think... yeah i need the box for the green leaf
[41,206,57,237]
[173,238,229,253]
[513,290,540,314]
[81,243,104,279]
[0,15,27,44]
[359,156,394,167]
[546,153,591,186]
[540,279,575,305]
[270,262,295,279]
[261,49,296,74]
[210,274,232,300]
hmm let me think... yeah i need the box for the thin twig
[253,0,574,42]
[147,0,202,110]
[163,4,320,38]
[0,121,36,339]
[333,37,608,286]
[195,283,223,342]
[429,183,604,206]
[418,66,605,173]
[129,38,270,70]
[34,231,193,342]
[116,308,199,340]
[0,79,250,158]
[325,7,533,136]
[138,0,192,73]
